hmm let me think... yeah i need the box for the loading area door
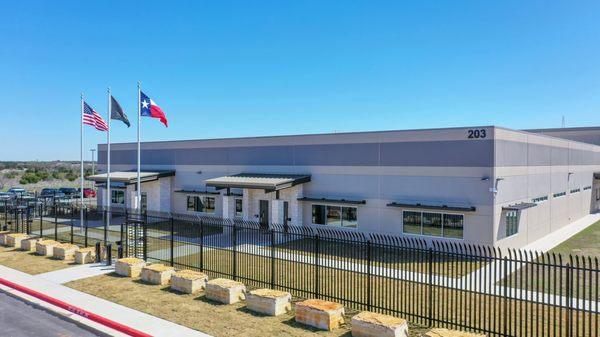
[259,200,269,229]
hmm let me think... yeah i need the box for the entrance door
[259,200,269,229]
[141,193,148,214]
[283,201,289,232]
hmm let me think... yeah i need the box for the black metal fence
[2,203,599,337]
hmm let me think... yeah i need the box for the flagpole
[137,81,141,212]
[80,93,84,231]
[107,87,111,242]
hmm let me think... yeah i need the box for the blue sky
[1,1,599,161]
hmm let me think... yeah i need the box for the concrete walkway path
[0,265,211,337]
[37,262,115,284]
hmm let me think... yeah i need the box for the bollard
[106,244,112,266]
[117,244,123,259]
[95,242,101,263]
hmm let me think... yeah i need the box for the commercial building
[90,125,600,248]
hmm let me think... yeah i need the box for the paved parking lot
[0,291,101,337]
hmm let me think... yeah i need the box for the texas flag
[140,91,168,127]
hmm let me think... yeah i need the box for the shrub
[3,171,18,179]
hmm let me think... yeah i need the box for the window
[532,195,548,203]
[403,211,464,239]
[312,205,326,225]
[402,211,421,234]
[312,204,358,228]
[111,190,124,204]
[597,189,600,201]
[505,211,519,237]
[570,188,580,194]
[583,186,592,191]
[553,192,566,198]
[186,196,215,214]
[443,214,464,239]
[422,212,443,237]
[342,206,358,228]
[187,196,199,212]
[235,198,243,217]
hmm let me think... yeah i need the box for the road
[0,291,102,337]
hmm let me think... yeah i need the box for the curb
[0,277,152,337]
[0,287,119,337]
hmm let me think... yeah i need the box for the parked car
[0,192,12,201]
[59,187,78,198]
[40,188,60,197]
[82,188,96,198]
[7,188,27,197]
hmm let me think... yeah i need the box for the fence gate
[123,218,145,259]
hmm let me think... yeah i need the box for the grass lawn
[271,238,486,277]
[66,272,432,337]
[0,246,73,274]
[551,219,600,257]
[500,220,600,300]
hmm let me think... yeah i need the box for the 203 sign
[467,129,487,139]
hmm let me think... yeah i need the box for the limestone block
[115,258,146,277]
[140,264,176,285]
[75,247,96,264]
[170,270,208,294]
[21,238,41,252]
[205,278,246,304]
[53,243,79,260]
[6,233,29,248]
[351,311,409,337]
[0,231,10,246]
[246,289,291,316]
[295,299,345,331]
[424,328,486,337]
[36,240,59,256]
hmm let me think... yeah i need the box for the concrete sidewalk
[0,265,211,337]
[37,262,115,284]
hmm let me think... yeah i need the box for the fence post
[142,218,147,261]
[39,203,43,238]
[106,244,112,266]
[14,207,18,233]
[54,204,58,241]
[566,262,573,337]
[270,229,275,289]
[367,240,372,311]
[103,209,108,244]
[502,256,508,335]
[232,222,237,281]
[70,207,74,244]
[428,247,433,327]
[314,234,320,299]
[84,208,89,247]
[199,220,204,271]
[95,242,101,263]
[26,207,31,235]
[170,216,174,267]
[4,201,8,231]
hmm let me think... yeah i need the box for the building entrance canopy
[205,173,311,192]
[87,170,175,185]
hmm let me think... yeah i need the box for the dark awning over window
[297,197,366,205]
[205,173,311,192]
[387,202,476,212]
[502,202,537,211]
[174,189,220,195]
[87,170,175,185]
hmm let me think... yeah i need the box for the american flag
[83,102,108,131]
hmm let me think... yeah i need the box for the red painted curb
[0,277,153,337]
